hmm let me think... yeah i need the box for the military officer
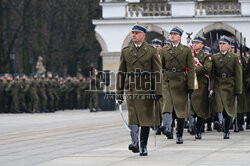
[151,38,164,135]
[189,35,212,139]
[160,26,195,144]
[164,38,171,48]
[212,35,242,139]
[116,22,162,156]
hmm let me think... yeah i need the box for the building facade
[93,0,250,89]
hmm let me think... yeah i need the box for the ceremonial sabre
[118,104,131,132]
[153,100,156,147]
[234,96,239,132]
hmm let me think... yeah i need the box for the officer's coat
[116,42,162,126]
[212,51,242,117]
[160,43,195,118]
[191,50,212,118]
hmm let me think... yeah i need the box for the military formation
[116,22,250,156]
[0,68,103,113]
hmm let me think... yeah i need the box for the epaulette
[122,46,129,50]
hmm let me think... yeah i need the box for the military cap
[164,38,171,44]
[204,46,211,54]
[193,35,206,44]
[29,73,36,77]
[151,38,162,47]
[219,35,231,44]
[13,73,19,78]
[19,73,25,78]
[39,72,45,76]
[132,22,148,33]
[53,72,58,77]
[170,26,184,36]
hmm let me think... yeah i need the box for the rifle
[234,30,238,54]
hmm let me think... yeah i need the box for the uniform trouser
[19,94,26,112]
[246,112,250,124]
[196,117,204,133]
[53,93,60,109]
[11,95,19,113]
[129,125,139,145]
[176,118,185,137]
[223,110,231,133]
[39,93,47,111]
[89,91,98,109]
[47,93,54,110]
[162,112,172,131]
[140,127,150,147]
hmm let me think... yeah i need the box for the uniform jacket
[190,50,212,118]
[116,41,162,126]
[212,51,242,117]
[160,43,195,118]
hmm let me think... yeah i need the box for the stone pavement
[0,109,250,166]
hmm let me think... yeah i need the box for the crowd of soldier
[0,72,100,113]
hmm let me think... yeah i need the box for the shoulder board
[122,46,129,50]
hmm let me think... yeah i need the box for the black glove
[116,95,124,105]
[154,95,162,102]
[188,89,193,99]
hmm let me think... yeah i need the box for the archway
[196,22,244,54]
[95,31,108,53]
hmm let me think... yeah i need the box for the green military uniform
[18,75,27,112]
[6,75,20,113]
[160,43,195,118]
[59,79,68,110]
[25,75,39,113]
[245,55,250,129]
[191,50,212,118]
[89,73,103,112]
[212,51,242,117]
[38,73,48,112]
[77,78,87,109]
[116,41,162,126]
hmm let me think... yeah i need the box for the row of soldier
[116,23,250,156]
[0,69,102,113]
[151,30,250,138]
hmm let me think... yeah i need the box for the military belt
[216,73,235,78]
[128,72,150,78]
[166,68,185,72]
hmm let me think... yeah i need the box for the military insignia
[239,59,241,64]
[208,56,212,61]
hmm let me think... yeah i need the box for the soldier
[160,26,195,144]
[38,72,48,112]
[47,72,55,112]
[212,35,242,139]
[152,38,163,135]
[6,73,20,113]
[116,22,162,156]
[52,72,60,111]
[89,68,103,112]
[77,74,87,109]
[164,38,171,48]
[25,73,39,113]
[18,73,27,112]
[0,74,6,113]
[189,35,212,139]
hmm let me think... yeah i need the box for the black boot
[224,116,231,139]
[140,127,149,156]
[128,125,139,153]
[176,118,185,144]
[156,126,161,135]
[195,117,204,139]
[214,113,223,132]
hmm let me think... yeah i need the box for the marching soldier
[152,38,163,135]
[116,22,162,156]
[189,35,212,139]
[164,38,171,48]
[38,72,48,112]
[160,26,195,144]
[212,35,242,139]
